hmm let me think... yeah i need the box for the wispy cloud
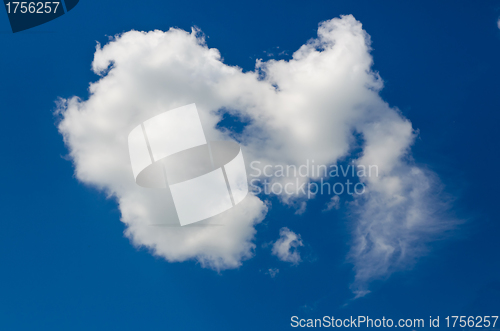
[323,195,340,212]
[267,268,279,278]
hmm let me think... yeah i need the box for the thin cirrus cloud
[56,15,453,295]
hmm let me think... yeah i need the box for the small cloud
[272,227,304,265]
[300,301,319,313]
[323,195,340,212]
[295,201,307,215]
[267,268,279,278]
[353,289,371,299]
[498,17,500,29]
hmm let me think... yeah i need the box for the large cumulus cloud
[57,15,452,292]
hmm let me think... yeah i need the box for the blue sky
[1,0,500,330]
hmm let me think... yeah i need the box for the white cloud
[57,15,452,291]
[295,201,307,215]
[497,17,500,30]
[323,195,340,212]
[271,227,304,265]
[267,268,279,278]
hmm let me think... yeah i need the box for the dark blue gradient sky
[0,0,499,329]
